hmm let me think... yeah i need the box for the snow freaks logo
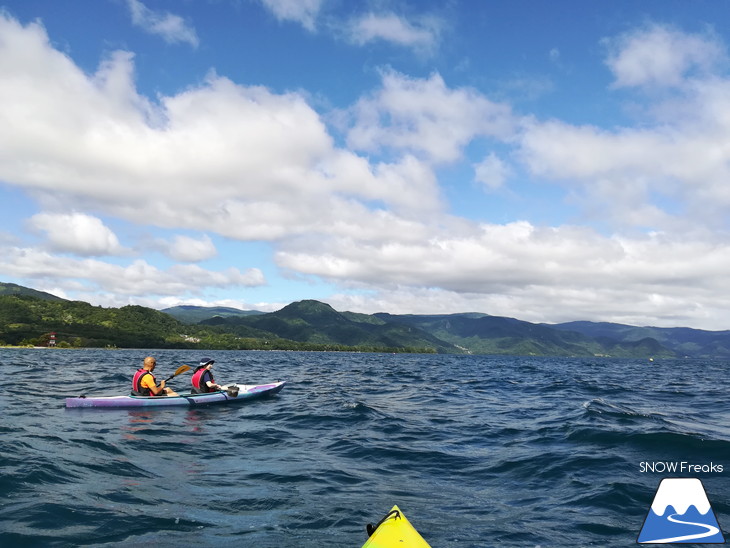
[637,478,725,544]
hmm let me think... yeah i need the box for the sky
[1,0,730,330]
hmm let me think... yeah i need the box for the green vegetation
[0,295,436,353]
[0,282,65,301]
[372,313,679,358]
[3,282,730,357]
[201,300,454,353]
[0,296,184,348]
[551,321,730,359]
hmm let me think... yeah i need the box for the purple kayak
[65,381,285,409]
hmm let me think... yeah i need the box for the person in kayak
[131,356,179,397]
[191,357,224,394]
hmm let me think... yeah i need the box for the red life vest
[191,368,215,393]
[132,368,155,396]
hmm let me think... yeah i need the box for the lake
[1,348,728,546]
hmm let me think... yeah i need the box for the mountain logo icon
[638,478,725,544]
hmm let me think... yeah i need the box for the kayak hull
[362,505,431,548]
[65,381,285,408]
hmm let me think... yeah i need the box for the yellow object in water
[362,505,431,548]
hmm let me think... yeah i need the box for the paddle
[162,364,191,383]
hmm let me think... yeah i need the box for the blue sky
[1,0,730,329]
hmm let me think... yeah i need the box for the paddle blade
[173,364,191,377]
[163,364,192,382]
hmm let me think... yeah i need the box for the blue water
[1,349,728,547]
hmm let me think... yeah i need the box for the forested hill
[161,305,263,323]
[0,295,186,349]
[2,283,730,357]
[199,300,458,354]
[194,300,681,358]
[0,282,66,301]
[0,294,437,353]
[160,300,730,358]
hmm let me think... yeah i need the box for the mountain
[200,300,457,353]
[3,281,730,357]
[374,313,677,358]
[551,321,730,358]
[0,287,445,352]
[0,282,66,301]
[162,305,263,324]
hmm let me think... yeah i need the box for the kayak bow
[362,505,431,548]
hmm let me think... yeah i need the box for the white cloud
[0,16,442,242]
[507,27,730,234]
[326,283,719,329]
[0,246,265,304]
[157,296,282,313]
[473,153,511,191]
[518,95,730,231]
[4,14,730,329]
[126,0,199,47]
[346,71,517,163]
[28,212,124,256]
[347,12,442,53]
[278,223,730,329]
[258,0,324,32]
[277,221,610,291]
[605,24,725,89]
[166,234,218,263]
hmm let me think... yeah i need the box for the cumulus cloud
[28,212,124,256]
[518,94,730,230]
[511,24,730,234]
[3,14,730,329]
[0,16,441,242]
[258,0,324,32]
[277,223,730,329]
[277,221,613,291]
[347,12,443,53]
[605,24,725,89]
[166,234,218,263]
[126,0,199,47]
[473,153,511,191]
[346,71,517,163]
[0,245,265,303]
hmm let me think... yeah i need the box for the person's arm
[204,371,222,390]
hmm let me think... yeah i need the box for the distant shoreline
[0,345,61,349]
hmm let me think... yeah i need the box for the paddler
[191,357,224,393]
[131,356,179,397]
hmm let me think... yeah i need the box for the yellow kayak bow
[362,505,431,548]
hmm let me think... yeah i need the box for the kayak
[65,382,285,409]
[362,505,431,548]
